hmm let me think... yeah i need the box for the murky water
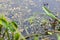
[0,0,60,40]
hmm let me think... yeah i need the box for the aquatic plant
[42,6,60,40]
[42,6,60,23]
[0,14,26,40]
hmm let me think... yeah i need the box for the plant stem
[42,6,60,23]
[11,32,14,40]
[6,29,10,40]
[0,25,2,35]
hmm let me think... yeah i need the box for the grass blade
[34,35,39,40]
[11,21,18,29]
[14,32,20,40]
[42,6,60,22]
[57,34,60,40]
[42,6,56,19]
[20,33,26,40]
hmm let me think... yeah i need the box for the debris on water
[43,2,48,6]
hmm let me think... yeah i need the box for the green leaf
[42,6,60,22]
[0,18,8,28]
[34,35,39,40]
[8,22,17,32]
[0,14,6,20]
[57,34,60,40]
[14,33,20,40]
[7,21,18,32]
[42,6,56,19]
[0,15,9,30]
[0,15,18,32]
[9,21,18,32]
[11,21,18,29]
